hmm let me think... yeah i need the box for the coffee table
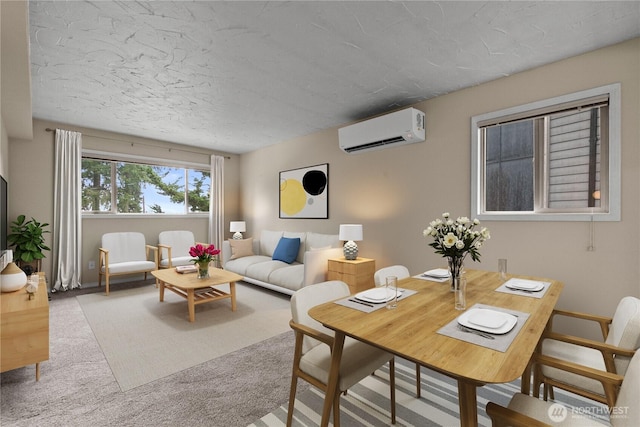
[151,268,243,322]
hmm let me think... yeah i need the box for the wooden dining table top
[309,269,563,385]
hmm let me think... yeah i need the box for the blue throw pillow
[272,237,301,264]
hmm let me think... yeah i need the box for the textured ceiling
[29,1,640,154]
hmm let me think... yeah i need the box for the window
[82,156,210,215]
[471,84,620,221]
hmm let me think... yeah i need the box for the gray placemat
[334,288,418,313]
[437,303,530,352]
[495,278,551,299]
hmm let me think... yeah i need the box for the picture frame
[279,163,328,219]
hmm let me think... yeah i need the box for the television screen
[1,175,7,251]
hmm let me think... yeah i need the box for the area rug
[250,357,608,426]
[77,282,291,391]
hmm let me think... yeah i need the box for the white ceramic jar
[0,262,28,292]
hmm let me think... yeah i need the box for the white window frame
[471,83,621,222]
[81,149,211,217]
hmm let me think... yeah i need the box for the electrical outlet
[88,261,96,270]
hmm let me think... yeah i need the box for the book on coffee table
[175,265,197,274]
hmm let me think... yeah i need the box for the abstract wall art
[279,163,328,219]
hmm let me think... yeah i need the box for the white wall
[240,38,640,338]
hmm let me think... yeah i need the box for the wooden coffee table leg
[187,289,196,322]
[159,280,165,302]
[230,281,237,311]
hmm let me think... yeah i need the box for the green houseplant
[7,215,51,272]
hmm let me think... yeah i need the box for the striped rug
[250,357,607,426]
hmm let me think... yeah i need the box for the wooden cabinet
[327,257,375,294]
[1,273,49,380]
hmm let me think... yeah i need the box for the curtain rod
[45,128,231,159]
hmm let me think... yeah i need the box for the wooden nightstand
[327,257,375,294]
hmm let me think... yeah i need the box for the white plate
[505,278,545,292]
[423,268,450,278]
[457,308,518,334]
[355,287,402,303]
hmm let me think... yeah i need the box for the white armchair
[533,296,640,407]
[287,280,396,426]
[157,230,197,269]
[98,232,158,295]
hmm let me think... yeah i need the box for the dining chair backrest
[611,349,640,427]
[606,296,640,374]
[374,265,410,286]
[291,280,350,354]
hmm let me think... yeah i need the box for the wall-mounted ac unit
[338,107,425,154]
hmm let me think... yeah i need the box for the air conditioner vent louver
[338,107,425,154]
[342,136,407,153]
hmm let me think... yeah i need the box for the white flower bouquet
[423,213,490,284]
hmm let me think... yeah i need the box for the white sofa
[222,230,343,295]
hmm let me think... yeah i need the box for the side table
[327,257,375,294]
[0,272,49,380]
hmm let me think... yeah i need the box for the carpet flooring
[1,281,308,427]
[77,281,291,391]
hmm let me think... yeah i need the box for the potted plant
[7,215,50,274]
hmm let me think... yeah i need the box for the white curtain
[52,129,82,291]
[209,155,225,266]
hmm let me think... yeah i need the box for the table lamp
[339,224,363,260]
[230,221,246,240]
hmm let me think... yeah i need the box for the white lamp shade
[229,221,246,233]
[339,224,363,241]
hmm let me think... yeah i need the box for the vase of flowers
[189,243,221,279]
[423,213,490,292]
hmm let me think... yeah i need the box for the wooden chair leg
[416,363,421,398]
[333,387,341,427]
[390,358,396,424]
[543,383,549,401]
[286,375,298,427]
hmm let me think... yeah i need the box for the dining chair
[533,296,640,408]
[287,280,396,426]
[487,350,640,427]
[157,230,197,269]
[374,265,423,398]
[373,265,410,287]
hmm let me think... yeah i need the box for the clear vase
[447,256,464,292]
[196,261,209,279]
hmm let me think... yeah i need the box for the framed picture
[279,163,328,219]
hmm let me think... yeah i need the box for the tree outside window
[81,158,210,214]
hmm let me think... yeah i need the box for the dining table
[308,269,563,427]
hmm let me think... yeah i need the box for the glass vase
[196,261,209,279]
[447,256,464,292]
